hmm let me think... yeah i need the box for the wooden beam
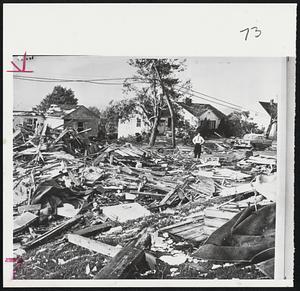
[24,215,82,250]
[94,230,151,279]
[67,234,120,257]
[73,222,114,237]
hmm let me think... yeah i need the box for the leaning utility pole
[153,64,176,148]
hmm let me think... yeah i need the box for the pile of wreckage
[12,126,277,280]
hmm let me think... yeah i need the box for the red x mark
[7,51,33,73]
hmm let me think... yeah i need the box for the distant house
[117,108,150,139]
[177,98,226,130]
[13,110,45,131]
[117,98,226,138]
[45,104,100,137]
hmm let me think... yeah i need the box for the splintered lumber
[130,191,165,198]
[159,213,206,243]
[159,188,178,206]
[219,183,254,197]
[203,207,240,235]
[18,204,41,213]
[94,229,150,279]
[95,244,144,278]
[67,234,120,257]
[24,215,82,250]
[73,222,114,237]
[13,212,38,234]
[247,156,276,165]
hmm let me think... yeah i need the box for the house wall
[64,106,99,137]
[199,110,221,128]
[13,114,45,131]
[45,116,64,129]
[64,119,99,137]
[118,113,150,138]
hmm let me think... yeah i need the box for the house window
[136,118,141,127]
[77,121,84,132]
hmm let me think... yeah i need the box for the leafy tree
[197,118,211,138]
[88,106,101,117]
[36,85,78,112]
[217,111,263,138]
[123,59,190,147]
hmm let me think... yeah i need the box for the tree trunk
[164,95,176,148]
[153,65,176,148]
[149,113,160,147]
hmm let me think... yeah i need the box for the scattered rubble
[12,128,277,279]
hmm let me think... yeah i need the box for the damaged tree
[123,58,190,147]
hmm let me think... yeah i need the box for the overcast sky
[13,56,285,127]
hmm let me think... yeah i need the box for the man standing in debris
[193,132,205,160]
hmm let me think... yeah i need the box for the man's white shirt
[193,135,205,145]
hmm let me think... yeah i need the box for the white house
[177,98,226,130]
[117,110,150,139]
[117,98,226,138]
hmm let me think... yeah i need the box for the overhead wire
[174,86,243,111]
[14,74,261,115]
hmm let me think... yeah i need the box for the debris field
[12,126,277,280]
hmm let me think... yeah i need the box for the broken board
[67,234,120,257]
[73,222,113,237]
[14,212,38,234]
[102,203,151,223]
[159,216,206,243]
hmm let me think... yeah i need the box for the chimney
[185,97,192,106]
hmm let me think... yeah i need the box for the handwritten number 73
[240,27,262,41]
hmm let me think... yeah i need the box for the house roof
[259,101,277,116]
[177,102,226,119]
[13,110,44,117]
[45,104,99,119]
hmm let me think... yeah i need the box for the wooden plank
[159,187,177,206]
[13,212,38,234]
[73,222,114,237]
[204,208,239,220]
[177,227,205,240]
[168,222,203,235]
[67,234,120,257]
[18,204,41,213]
[174,225,204,238]
[204,217,229,228]
[94,246,145,279]
[159,219,195,232]
[24,215,82,250]
[130,191,165,198]
[94,230,150,279]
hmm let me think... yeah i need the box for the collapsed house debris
[12,127,277,280]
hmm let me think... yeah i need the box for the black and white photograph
[11,56,282,280]
[3,3,296,287]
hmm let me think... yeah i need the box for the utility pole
[153,64,176,148]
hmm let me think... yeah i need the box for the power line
[174,84,243,110]
[190,88,243,109]
[13,75,139,82]
[14,76,148,85]
[175,86,243,111]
